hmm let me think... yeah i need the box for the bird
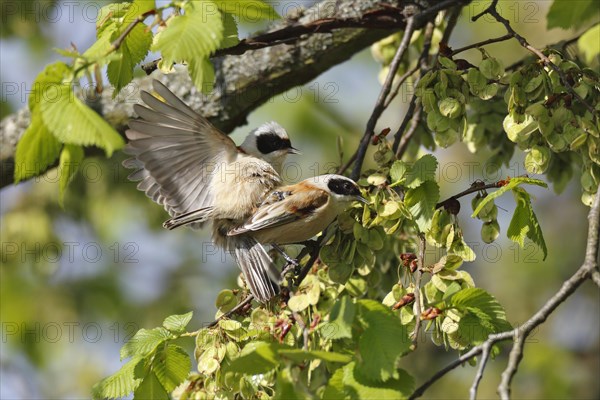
[122,79,298,302]
[228,174,367,247]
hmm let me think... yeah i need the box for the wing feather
[230,185,329,235]
[122,80,237,227]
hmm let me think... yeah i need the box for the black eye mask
[327,178,360,196]
[256,133,292,154]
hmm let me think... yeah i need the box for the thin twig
[410,188,600,399]
[384,65,420,108]
[473,0,596,115]
[411,234,426,348]
[110,10,157,51]
[469,340,493,400]
[436,181,504,209]
[449,34,513,56]
[350,16,416,181]
[392,21,435,153]
[591,269,600,288]
[440,6,462,46]
[206,295,254,328]
[292,312,309,350]
[394,101,422,158]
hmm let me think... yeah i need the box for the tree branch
[411,234,426,348]
[410,188,600,399]
[3,0,469,189]
[350,15,416,181]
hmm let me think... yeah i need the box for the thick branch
[2,0,467,189]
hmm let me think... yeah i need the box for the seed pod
[481,220,500,244]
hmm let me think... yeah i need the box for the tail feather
[229,237,280,302]
[163,207,214,230]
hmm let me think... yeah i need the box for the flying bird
[123,80,298,302]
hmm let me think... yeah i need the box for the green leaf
[278,349,352,363]
[404,154,438,189]
[153,344,191,392]
[507,187,548,260]
[221,11,240,48]
[357,300,410,382]
[93,356,144,399]
[322,367,346,399]
[227,341,280,374]
[189,58,216,94]
[327,296,356,340]
[578,24,600,65]
[107,23,153,94]
[58,144,84,206]
[120,327,171,360]
[471,177,547,218]
[39,82,124,156]
[390,160,408,184]
[405,180,440,232]
[341,362,414,400]
[449,288,512,343]
[152,1,223,89]
[29,62,70,112]
[214,0,279,21]
[133,370,168,400]
[547,0,597,29]
[162,311,193,333]
[130,0,156,15]
[14,111,62,183]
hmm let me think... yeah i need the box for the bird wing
[123,80,237,226]
[229,183,329,235]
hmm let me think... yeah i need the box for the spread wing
[123,80,237,225]
[229,184,329,235]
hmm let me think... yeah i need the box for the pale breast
[211,156,281,220]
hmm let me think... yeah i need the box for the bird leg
[272,244,298,267]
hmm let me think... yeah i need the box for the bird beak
[288,147,301,155]
[354,195,369,204]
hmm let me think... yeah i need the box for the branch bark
[1,0,468,190]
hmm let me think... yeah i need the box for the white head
[310,174,367,207]
[240,122,299,173]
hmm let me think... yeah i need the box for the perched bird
[228,174,367,245]
[123,80,298,302]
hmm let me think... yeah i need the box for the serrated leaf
[471,177,547,218]
[29,62,70,112]
[107,23,153,95]
[326,296,355,339]
[357,300,410,382]
[547,0,597,29]
[58,144,83,206]
[39,82,124,156]
[189,58,216,94]
[133,369,168,400]
[162,311,193,333]
[341,362,414,399]
[390,160,408,184]
[507,187,548,260]
[578,24,600,65]
[14,111,62,183]
[92,356,144,399]
[153,344,191,392]
[221,11,240,48]
[278,349,351,363]
[120,327,171,360]
[227,341,280,374]
[449,288,512,339]
[405,181,440,232]
[214,0,279,21]
[130,0,156,16]
[404,154,438,189]
[153,1,223,89]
